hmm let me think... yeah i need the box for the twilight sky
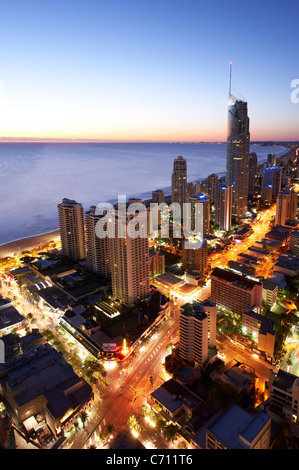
[0,0,298,142]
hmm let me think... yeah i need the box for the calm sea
[0,142,288,245]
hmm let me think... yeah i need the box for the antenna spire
[229,61,232,96]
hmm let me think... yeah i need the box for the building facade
[210,267,263,315]
[187,193,210,237]
[263,166,282,202]
[85,205,111,278]
[275,187,297,226]
[108,201,151,306]
[179,302,209,367]
[57,198,86,261]
[172,156,187,211]
[182,238,208,275]
[226,91,250,217]
[214,184,232,232]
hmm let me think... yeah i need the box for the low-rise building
[210,267,263,315]
[274,252,299,277]
[206,403,271,449]
[262,279,278,308]
[149,378,202,424]
[0,297,27,337]
[242,309,275,358]
[0,343,93,437]
[290,230,299,255]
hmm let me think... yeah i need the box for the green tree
[105,424,115,437]
[73,421,80,433]
[79,410,88,428]
[163,423,178,442]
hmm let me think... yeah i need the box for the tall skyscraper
[206,173,218,201]
[57,198,86,261]
[172,156,187,211]
[263,166,282,202]
[248,152,258,198]
[214,184,232,232]
[187,193,210,237]
[275,187,297,225]
[108,201,150,306]
[226,64,250,217]
[85,205,111,277]
[179,302,209,367]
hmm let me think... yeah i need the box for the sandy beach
[0,230,61,259]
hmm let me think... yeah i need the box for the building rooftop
[0,343,92,419]
[275,252,299,271]
[155,272,183,287]
[151,378,201,414]
[262,279,278,291]
[208,403,270,449]
[243,309,275,335]
[180,302,207,321]
[272,369,299,393]
[211,267,261,290]
[0,306,25,332]
[189,193,209,202]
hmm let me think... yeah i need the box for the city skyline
[0,0,298,142]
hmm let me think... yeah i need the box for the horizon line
[0,137,296,144]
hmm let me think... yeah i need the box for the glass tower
[226,65,250,217]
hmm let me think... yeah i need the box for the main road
[69,303,181,449]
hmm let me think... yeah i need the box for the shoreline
[0,145,291,260]
[0,230,60,259]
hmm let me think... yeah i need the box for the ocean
[0,142,288,245]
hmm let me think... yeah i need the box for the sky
[0,0,298,142]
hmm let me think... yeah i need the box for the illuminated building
[149,249,165,279]
[85,205,111,277]
[201,173,218,201]
[0,343,93,437]
[268,369,299,431]
[210,267,262,315]
[172,156,187,210]
[261,184,273,205]
[182,238,208,275]
[214,184,232,232]
[242,309,275,358]
[108,200,151,306]
[187,193,210,237]
[263,166,282,202]
[179,302,209,367]
[290,230,299,255]
[275,187,297,226]
[226,64,250,217]
[248,152,258,198]
[57,198,86,261]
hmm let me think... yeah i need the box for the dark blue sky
[0,0,298,141]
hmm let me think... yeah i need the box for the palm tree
[105,424,115,438]
[88,444,97,449]
[73,421,80,433]
[80,410,88,428]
